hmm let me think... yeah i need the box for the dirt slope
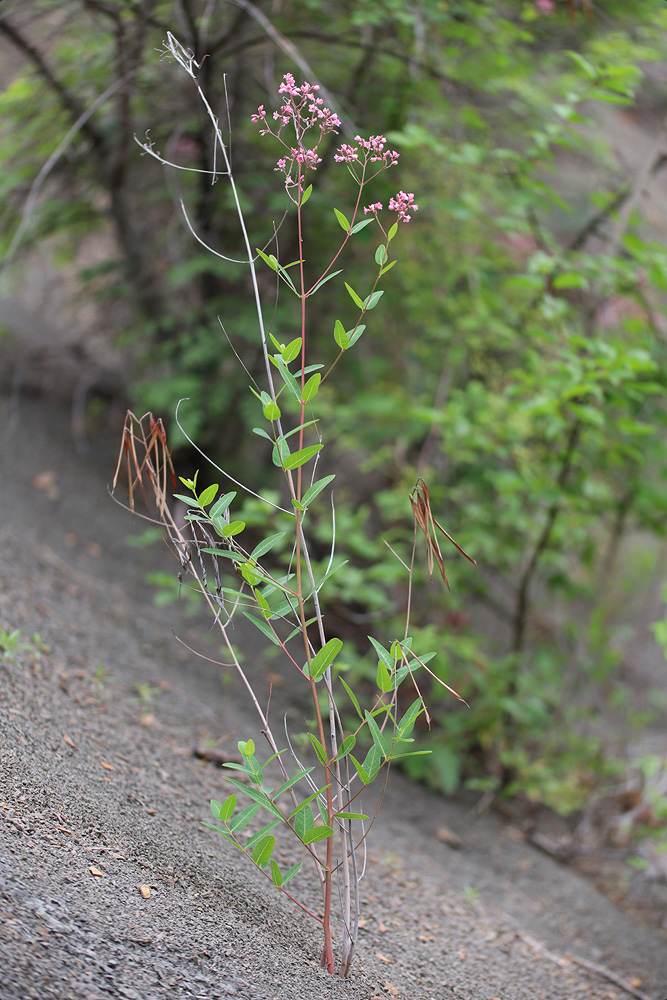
[1,393,666,1000]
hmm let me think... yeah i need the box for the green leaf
[283,444,323,470]
[200,822,236,845]
[376,659,394,693]
[275,767,315,798]
[387,222,398,241]
[242,612,281,645]
[310,637,343,680]
[288,786,328,821]
[263,401,281,421]
[375,244,388,265]
[363,744,382,779]
[334,811,368,820]
[332,735,355,762]
[198,484,218,507]
[380,260,397,277]
[270,859,283,886]
[347,324,366,347]
[345,282,364,309]
[349,218,374,235]
[333,318,349,350]
[334,207,350,232]
[363,290,384,310]
[308,269,343,297]
[301,184,313,206]
[294,803,314,839]
[566,50,597,80]
[302,373,321,402]
[278,362,302,402]
[210,491,237,518]
[301,474,335,507]
[228,802,260,833]
[282,338,302,364]
[251,532,286,560]
[224,779,282,818]
[281,861,302,885]
[222,520,245,537]
[307,733,329,766]
[365,710,389,757]
[210,799,223,820]
[256,247,278,271]
[302,825,334,844]
[340,677,363,719]
[246,820,281,850]
[398,697,424,736]
[173,493,197,506]
[272,437,291,468]
[368,635,394,670]
[239,738,255,757]
[349,754,371,785]
[252,834,275,867]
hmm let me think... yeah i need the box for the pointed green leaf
[333,734,356,761]
[275,767,315,798]
[282,338,302,364]
[251,532,286,560]
[201,822,236,845]
[256,248,278,271]
[380,260,397,277]
[281,861,302,885]
[302,373,321,402]
[278,362,302,402]
[239,739,255,757]
[294,803,314,839]
[308,269,343,297]
[198,484,218,508]
[252,834,275,867]
[301,475,335,507]
[307,733,328,766]
[270,859,283,886]
[220,520,244,539]
[228,802,260,832]
[283,444,323,471]
[242,612,281,645]
[333,318,349,350]
[334,811,368,820]
[302,825,334,844]
[376,659,393,693]
[340,677,363,719]
[334,207,350,232]
[375,244,388,265]
[368,635,394,670]
[399,697,424,736]
[347,323,366,347]
[349,218,374,235]
[288,786,329,821]
[363,744,382,779]
[344,282,364,309]
[363,290,384,310]
[387,222,398,241]
[310,638,343,680]
[349,754,371,785]
[365,710,389,756]
[224,779,282,818]
[272,437,291,468]
[301,184,313,206]
[210,491,237,518]
[246,820,281,850]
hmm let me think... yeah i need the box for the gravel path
[1,394,667,1000]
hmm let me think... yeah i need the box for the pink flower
[535,0,555,13]
[364,202,383,215]
[334,144,359,163]
[388,191,418,222]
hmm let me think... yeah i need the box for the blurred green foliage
[3,0,667,815]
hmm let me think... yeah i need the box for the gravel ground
[1,394,667,1000]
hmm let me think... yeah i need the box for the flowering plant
[115,34,468,978]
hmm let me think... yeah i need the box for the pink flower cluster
[389,191,418,222]
[334,134,399,169]
[363,192,418,223]
[251,74,342,193]
[251,75,418,222]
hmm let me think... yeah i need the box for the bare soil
[2,392,667,1000]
